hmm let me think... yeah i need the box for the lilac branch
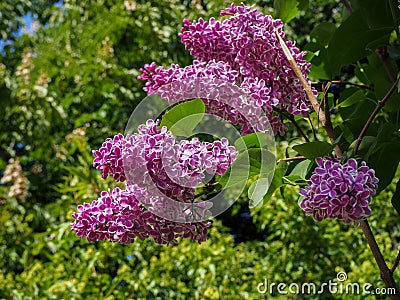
[311,80,374,91]
[360,221,400,298]
[322,82,332,127]
[353,76,400,153]
[376,46,397,84]
[392,250,400,273]
[275,29,342,157]
[277,156,306,163]
[288,114,310,142]
[330,80,374,91]
[277,27,400,299]
[352,76,400,298]
[341,0,353,13]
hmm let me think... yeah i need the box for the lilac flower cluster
[138,4,315,135]
[71,120,237,244]
[71,186,211,244]
[138,60,272,134]
[299,156,379,225]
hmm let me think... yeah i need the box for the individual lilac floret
[71,185,212,245]
[299,156,379,225]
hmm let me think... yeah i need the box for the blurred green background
[0,0,399,299]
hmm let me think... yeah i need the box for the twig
[273,107,310,142]
[275,29,342,157]
[311,81,374,90]
[339,2,400,298]
[278,26,400,297]
[307,115,318,140]
[322,82,332,126]
[277,156,306,163]
[331,80,374,91]
[376,46,397,84]
[361,220,400,298]
[288,114,310,142]
[353,76,400,153]
[391,250,400,273]
[341,0,353,13]
[348,74,400,300]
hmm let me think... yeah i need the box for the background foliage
[1,0,399,299]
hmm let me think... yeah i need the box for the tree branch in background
[354,76,400,153]
[274,107,310,142]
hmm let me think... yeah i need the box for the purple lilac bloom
[72,119,237,244]
[93,120,237,191]
[138,4,316,136]
[179,4,315,130]
[71,185,212,245]
[138,60,284,135]
[299,156,379,225]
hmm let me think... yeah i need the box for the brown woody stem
[392,250,400,273]
[275,29,342,157]
[360,220,400,299]
[331,80,374,91]
[277,156,306,163]
[277,27,400,299]
[353,76,400,153]
[376,46,397,84]
[341,0,353,13]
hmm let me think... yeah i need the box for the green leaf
[218,148,275,189]
[274,0,301,23]
[374,77,400,113]
[326,9,392,77]
[337,90,365,108]
[310,22,336,46]
[308,62,330,80]
[292,141,334,160]
[289,159,311,178]
[391,180,400,216]
[234,132,272,152]
[368,140,400,193]
[282,175,307,186]
[339,97,376,137]
[159,98,205,136]
[248,178,270,208]
[351,0,399,29]
[262,161,288,203]
[377,124,398,141]
[349,136,377,160]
